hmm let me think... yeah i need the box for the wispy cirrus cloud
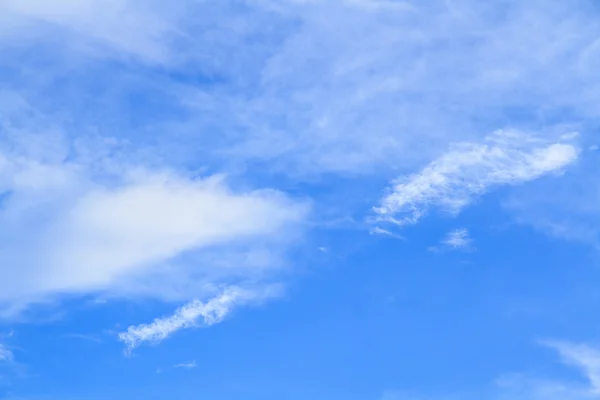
[2,0,599,177]
[374,131,579,226]
[382,340,600,400]
[441,229,472,249]
[370,226,404,240]
[429,228,474,252]
[504,149,600,247]
[174,361,197,369]
[541,340,600,394]
[118,286,276,353]
[0,344,13,363]
[0,0,180,63]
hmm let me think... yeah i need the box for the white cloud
[0,135,308,314]
[0,0,178,63]
[374,131,579,226]
[0,0,597,353]
[429,228,473,252]
[504,153,600,247]
[381,340,600,400]
[370,226,404,240]
[0,344,13,363]
[174,360,197,369]
[441,229,472,249]
[494,375,593,400]
[542,341,600,394]
[204,0,600,175]
[1,0,599,178]
[118,286,273,352]
[495,341,600,400]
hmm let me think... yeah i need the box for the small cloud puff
[429,229,474,253]
[441,229,473,250]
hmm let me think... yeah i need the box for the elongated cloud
[118,287,269,352]
[542,341,600,394]
[375,131,579,226]
[174,361,197,369]
[0,136,308,313]
[492,341,600,400]
[383,341,600,400]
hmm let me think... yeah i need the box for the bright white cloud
[0,136,308,314]
[118,286,272,352]
[374,131,579,226]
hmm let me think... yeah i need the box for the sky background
[1,0,600,399]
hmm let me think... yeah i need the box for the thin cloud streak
[118,286,276,353]
[174,361,197,369]
[382,340,600,400]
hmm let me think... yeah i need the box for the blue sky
[1,0,600,399]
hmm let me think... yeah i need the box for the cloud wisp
[0,344,13,363]
[0,0,180,63]
[441,229,472,249]
[492,341,600,400]
[374,131,579,226]
[429,228,474,253]
[504,148,600,247]
[118,286,274,353]
[382,340,600,400]
[174,361,197,369]
[2,0,599,177]
[542,340,600,395]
